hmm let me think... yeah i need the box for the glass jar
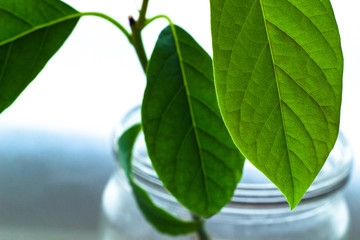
[99,106,353,240]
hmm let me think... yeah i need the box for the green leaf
[0,0,79,114]
[142,25,245,217]
[210,0,343,208]
[117,124,202,236]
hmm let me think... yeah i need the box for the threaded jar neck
[115,105,353,223]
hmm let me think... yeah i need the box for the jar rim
[114,105,353,206]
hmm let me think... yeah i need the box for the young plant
[0,0,343,239]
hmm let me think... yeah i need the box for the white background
[0,0,359,161]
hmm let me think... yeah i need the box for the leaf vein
[40,0,68,15]
[154,85,185,153]
[197,127,235,151]
[202,148,235,175]
[182,60,212,83]
[265,19,337,99]
[281,100,317,161]
[238,42,269,114]
[174,126,195,193]
[285,0,336,57]
[274,64,329,124]
[0,7,33,27]
[255,101,280,141]
[0,42,13,88]
[288,149,313,174]
[226,0,258,95]
[190,94,220,118]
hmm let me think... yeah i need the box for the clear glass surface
[100,106,353,240]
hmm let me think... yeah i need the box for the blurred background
[0,0,359,239]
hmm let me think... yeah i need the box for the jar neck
[117,105,353,222]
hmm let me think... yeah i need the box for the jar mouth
[115,105,353,206]
[233,134,352,205]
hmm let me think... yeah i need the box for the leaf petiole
[144,14,174,28]
[191,214,210,240]
[81,12,131,40]
[0,11,132,47]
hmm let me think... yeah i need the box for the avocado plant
[0,0,343,239]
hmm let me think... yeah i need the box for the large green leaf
[0,0,79,113]
[210,0,343,208]
[142,25,245,217]
[117,124,202,235]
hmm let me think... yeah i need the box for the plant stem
[125,0,150,73]
[138,0,150,27]
[197,225,211,240]
[192,214,211,240]
[129,16,148,73]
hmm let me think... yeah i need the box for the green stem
[129,16,148,73]
[81,12,132,41]
[126,0,151,73]
[0,12,131,47]
[145,14,173,28]
[197,225,211,240]
[138,0,150,28]
[192,214,211,240]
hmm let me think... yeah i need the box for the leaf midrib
[168,25,210,212]
[259,0,295,205]
[0,13,80,47]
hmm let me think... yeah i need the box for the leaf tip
[287,194,303,211]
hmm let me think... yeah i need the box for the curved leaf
[142,25,245,217]
[210,0,343,208]
[117,124,202,235]
[0,0,79,113]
